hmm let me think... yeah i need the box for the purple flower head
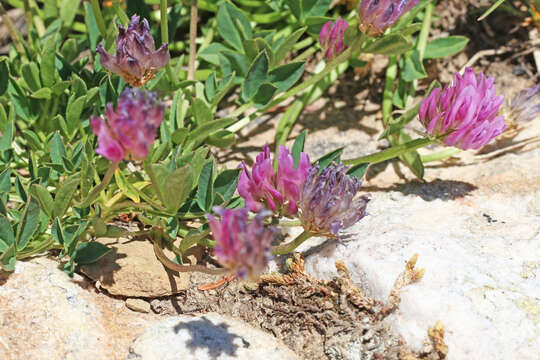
[419,67,506,150]
[96,15,170,87]
[358,0,419,36]
[208,207,276,280]
[507,84,540,123]
[90,88,163,162]
[298,163,371,238]
[238,144,311,217]
[320,17,349,61]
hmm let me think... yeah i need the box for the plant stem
[267,36,364,110]
[420,147,461,163]
[152,238,229,275]
[76,162,119,207]
[160,0,175,83]
[272,230,314,255]
[278,219,302,227]
[228,35,366,134]
[343,137,436,166]
[112,0,129,25]
[89,0,107,40]
[382,56,397,124]
[0,3,27,57]
[188,0,198,81]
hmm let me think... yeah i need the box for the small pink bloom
[299,163,370,238]
[419,67,506,150]
[319,17,349,61]
[238,144,311,216]
[359,0,419,36]
[90,89,163,162]
[96,15,170,87]
[208,207,275,280]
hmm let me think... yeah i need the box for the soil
[148,253,443,360]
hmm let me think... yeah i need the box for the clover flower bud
[319,17,349,60]
[238,144,311,217]
[507,84,540,123]
[90,89,163,162]
[358,0,419,36]
[419,67,506,150]
[208,207,276,280]
[298,163,371,238]
[96,15,170,87]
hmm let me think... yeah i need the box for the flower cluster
[319,17,349,61]
[298,163,371,238]
[419,67,506,150]
[507,84,540,123]
[238,144,311,217]
[358,0,419,36]
[90,89,163,162]
[208,207,275,280]
[96,15,170,87]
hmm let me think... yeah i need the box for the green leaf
[15,176,27,203]
[347,162,370,180]
[196,159,215,211]
[16,196,40,250]
[315,147,343,169]
[60,0,81,29]
[103,224,128,238]
[0,169,10,193]
[214,169,241,204]
[192,98,213,124]
[21,63,42,92]
[268,62,305,93]
[66,95,86,137]
[217,1,252,52]
[397,132,424,179]
[206,130,236,148]
[424,36,469,59]
[49,132,66,164]
[114,170,140,203]
[0,57,8,96]
[210,73,235,108]
[0,244,16,271]
[242,51,269,101]
[185,117,237,150]
[71,242,111,265]
[0,215,15,251]
[220,51,250,77]
[291,130,307,169]
[272,27,306,68]
[41,34,58,87]
[364,34,413,55]
[302,0,331,18]
[253,83,278,108]
[0,121,14,152]
[51,218,64,245]
[284,0,302,20]
[163,165,194,213]
[0,104,6,131]
[31,87,53,99]
[402,50,427,82]
[31,184,54,218]
[53,175,79,218]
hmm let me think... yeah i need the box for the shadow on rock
[173,317,248,360]
[394,179,477,201]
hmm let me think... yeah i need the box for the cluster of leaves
[0,0,472,273]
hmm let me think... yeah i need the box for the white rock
[300,149,540,360]
[128,313,298,360]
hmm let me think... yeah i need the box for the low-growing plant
[0,0,534,280]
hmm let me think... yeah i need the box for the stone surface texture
[0,257,155,360]
[0,258,297,360]
[80,237,191,297]
[128,313,298,360]
[296,121,540,360]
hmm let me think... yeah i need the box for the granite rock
[128,313,298,360]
